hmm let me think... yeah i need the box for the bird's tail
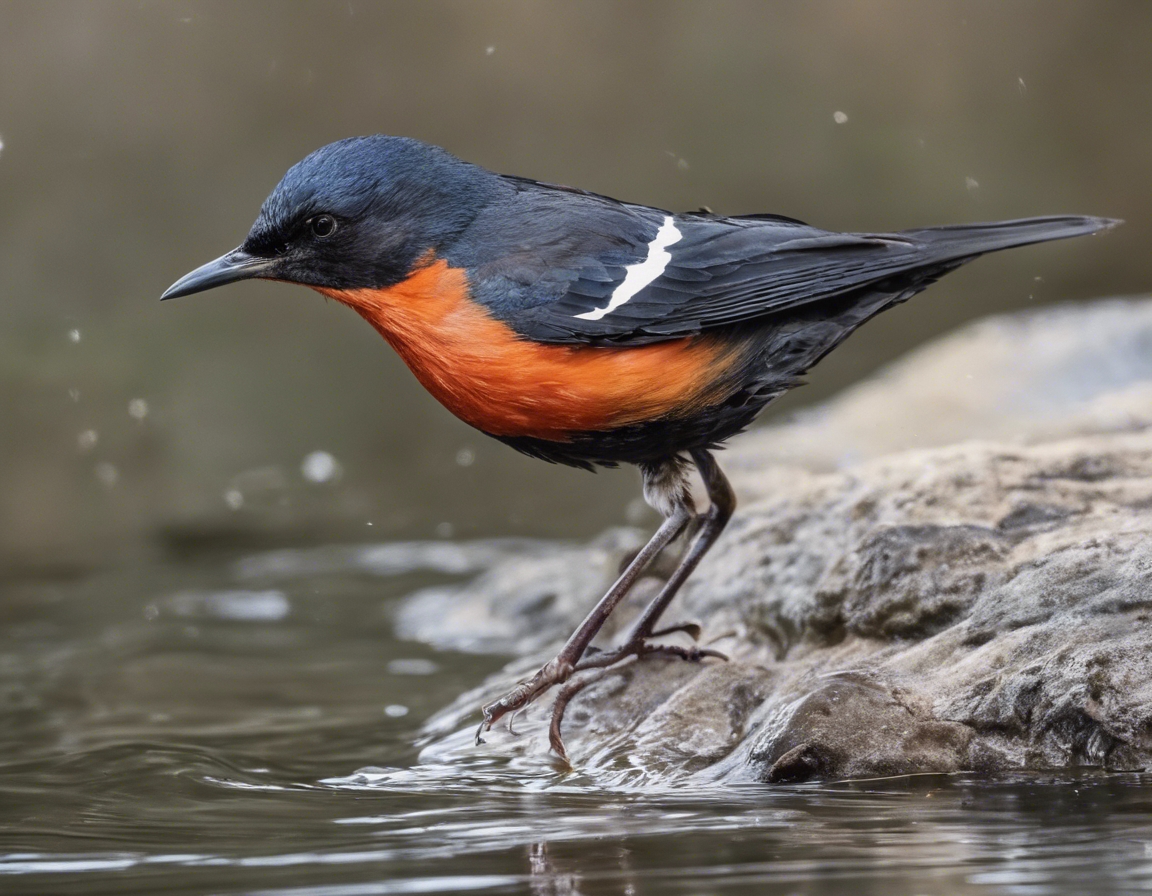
[767,214,1119,388]
[901,215,1120,261]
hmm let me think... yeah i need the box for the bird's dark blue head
[162,136,507,299]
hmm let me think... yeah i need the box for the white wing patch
[574,216,682,321]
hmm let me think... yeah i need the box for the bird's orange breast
[317,259,738,442]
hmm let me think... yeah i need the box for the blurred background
[2,0,1149,572]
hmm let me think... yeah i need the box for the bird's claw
[650,620,703,641]
[474,659,573,745]
[547,633,727,757]
[475,632,725,755]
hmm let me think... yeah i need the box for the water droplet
[224,488,244,510]
[301,450,341,483]
[94,462,119,487]
[182,590,290,621]
[965,176,980,191]
[485,45,495,55]
[387,658,438,676]
[435,521,454,538]
[143,604,159,621]
[128,398,149,420]
[77,430,98,452]
[384,704,409,718]
[68,329,81,343]
[833,111,848,124]
[68,388,80,402]
[455,447,475,467]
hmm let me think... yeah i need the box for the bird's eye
[310,215,337,239]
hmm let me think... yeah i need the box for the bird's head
[161,135,502,300]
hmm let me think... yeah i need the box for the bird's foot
[548,626,727,761]
[475,658,574,745]
[572,621,724,673]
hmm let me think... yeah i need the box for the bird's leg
[616,449,736,648]
[476,464,694,743]
[549,450,736,751]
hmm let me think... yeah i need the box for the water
[4,545,1152,896]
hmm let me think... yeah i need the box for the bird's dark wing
[452,180,1112,346]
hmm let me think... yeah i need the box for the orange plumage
[318,258,739,442]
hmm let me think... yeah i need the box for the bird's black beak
[160,247,277,300]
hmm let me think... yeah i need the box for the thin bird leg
[621,449,737,644]
[547,660,635,762]
[548,450,737,755]
[476,500,693,743]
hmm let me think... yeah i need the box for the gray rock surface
[410,298,1152,783]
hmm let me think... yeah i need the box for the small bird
[162,136,1115,758]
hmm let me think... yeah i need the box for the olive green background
[1,1,1148,569]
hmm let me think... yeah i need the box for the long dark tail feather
[901,215,1121,262]
[746,215,1120,412]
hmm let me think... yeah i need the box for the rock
[751,673,973,783]
[411,298,1152,783]
[726,296,1152,483]
[394,527,646,655]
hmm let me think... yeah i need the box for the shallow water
[3,544,1151,896]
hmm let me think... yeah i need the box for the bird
[162,135,1116,759]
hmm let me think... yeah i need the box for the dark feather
[449,179,1116,346]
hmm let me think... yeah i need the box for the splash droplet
[387,658,438,676]
[301,450,341,483]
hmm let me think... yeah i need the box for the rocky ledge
[405,298,1152,783]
